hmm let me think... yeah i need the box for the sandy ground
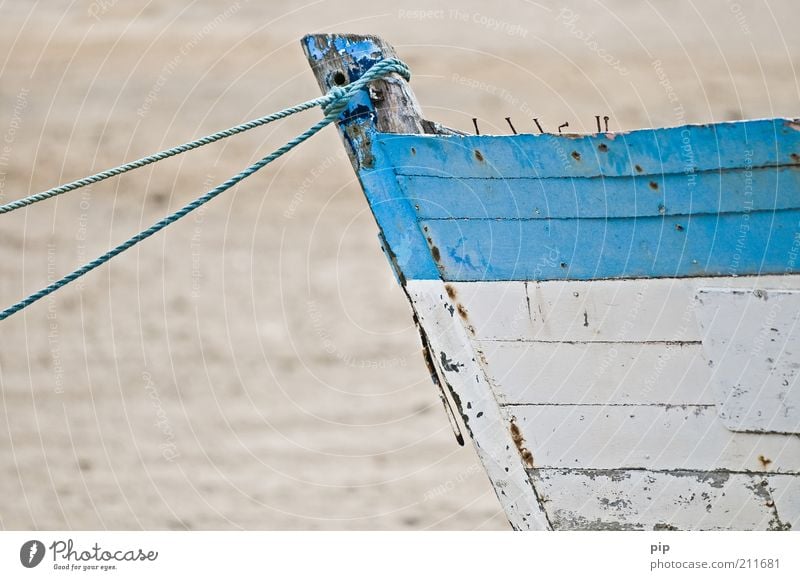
[0,0,798,530]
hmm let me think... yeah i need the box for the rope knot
[321,58,411,120]
[321,85,348,118]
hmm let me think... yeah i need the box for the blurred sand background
[0,0,797,530]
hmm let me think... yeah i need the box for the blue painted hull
[369,119,800,281]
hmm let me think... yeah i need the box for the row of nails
[471,115,611,135]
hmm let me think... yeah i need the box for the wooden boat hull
[304,34,800,530]
[408,277,800,530]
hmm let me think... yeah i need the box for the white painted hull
[408,277,800,530]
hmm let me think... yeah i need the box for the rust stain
[344,123,374,168]
[476,348,489,368]
[758,454,773,470]
[444,284,468,320]
[598,143,609,152]
[426,236,442,263]
[634,164,644,173]
[474,149,484,162]
[346,123,362,138]
[571,151,581,161]
[509,417,535,469]
[510,420,523,446]
[791,153,800,163]
[649,180,659,190]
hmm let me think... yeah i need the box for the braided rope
[0,58,409,215]
[0,58,410,321]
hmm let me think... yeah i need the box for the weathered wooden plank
[407,279,551,530]
[378,118,800,180]
[510,404,800,472]
[302,34,440,281]
[695,287,800,434]
[399,166,800,220]
[477,341,714,406]
[532,468,793,530]
[420,208,800,281]
[303,33,425,135]
[444,276,800,342]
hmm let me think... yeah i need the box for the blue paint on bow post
[302,34,441,282]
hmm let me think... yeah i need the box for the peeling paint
[550,512,644,531]
[439,351,464,373]
[745,478,790,530]
[532,468,797,530]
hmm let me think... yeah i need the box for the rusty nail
[472,117,480,136]
[532,118,544,134]
[558,121,569,134]
[603,115,610,132]
[505,117,518,135]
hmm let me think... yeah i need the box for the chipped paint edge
[407,279,551,530]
